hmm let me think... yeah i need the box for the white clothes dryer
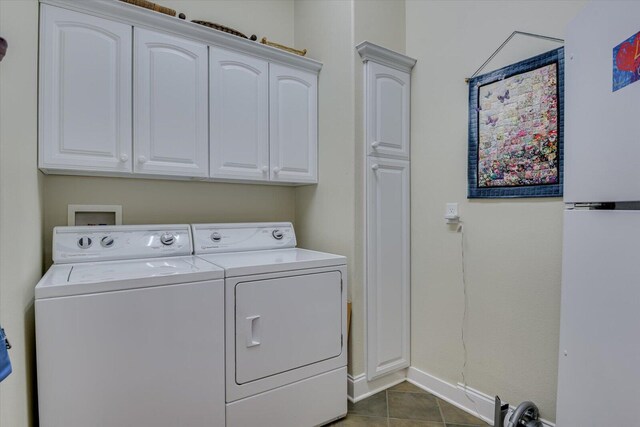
[191,222,348,427]
[35,225,225,427]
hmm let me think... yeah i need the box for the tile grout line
[386,389,390,427]
[436,396,447,426]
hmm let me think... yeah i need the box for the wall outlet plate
[445,203,459,223]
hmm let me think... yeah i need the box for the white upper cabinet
[39,1,322,184]
[366,61,410,160]
[210,48,269,181]
[134,28,209,177]
[39,5,132,173]
[269,64,318,184]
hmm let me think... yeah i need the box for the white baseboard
[347,369,407,403]
[407,367,555,427]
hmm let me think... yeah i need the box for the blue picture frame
[468,48,564,198]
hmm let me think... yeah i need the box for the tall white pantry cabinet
[357,42,416,381]
[38,0,321,185]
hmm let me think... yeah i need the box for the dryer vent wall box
[35,225,225,427]
[192,222,348,426]
[67,204,122,226]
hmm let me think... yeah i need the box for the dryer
[35,225,225,427]
[192,222,348,427]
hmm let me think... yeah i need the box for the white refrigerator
[557,1,640,425]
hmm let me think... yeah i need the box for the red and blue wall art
[613,30,640,92]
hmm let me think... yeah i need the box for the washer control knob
[100,236,115,248]
[77,237,92,249]
[272,229,284,240]
[211,232,222,242]
[160,233,175,246]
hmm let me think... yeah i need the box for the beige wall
[0,1,43,426]
[293,0,405,376]
[293,0,357,371]
[43,177,295,267]
[406,0,585,421]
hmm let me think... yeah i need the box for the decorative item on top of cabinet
[0,37,7,62]
[191,20,256,41]
[119,0,176,16]
[261,37,307,56]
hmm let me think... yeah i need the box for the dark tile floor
[329,382,490,427]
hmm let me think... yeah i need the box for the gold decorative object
[260,37,307,57]
[119,0,176,17]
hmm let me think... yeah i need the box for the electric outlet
[445,203,459,223]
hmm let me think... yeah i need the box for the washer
[35,225,225,427]
[191,222,348,427]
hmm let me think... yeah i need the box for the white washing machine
[191,222,348,427]
[35,225,225,427]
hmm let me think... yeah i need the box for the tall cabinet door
[366,157,410,380]
[269,64,318,184]
[39,5,132,173]
[366,62,410,160]
[134,28,208,178]
[210,48,269,181]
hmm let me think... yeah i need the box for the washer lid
[35,256,224,299]
[197,248,346,277]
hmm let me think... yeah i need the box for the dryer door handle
[245,315,261,348]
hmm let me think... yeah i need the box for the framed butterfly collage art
[468,48,564,198]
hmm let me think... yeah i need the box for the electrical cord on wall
[457,222,480,415]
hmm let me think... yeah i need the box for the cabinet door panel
[134,28,208,177]
[269,64,318,184]
[39,5,132,173]
[366,62,410,159]
[210,48,269,181]
[366,157,410,380]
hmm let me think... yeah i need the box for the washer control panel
[53,225,192,264]
[192,222,296,254]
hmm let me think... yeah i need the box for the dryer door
[234,271,342,384]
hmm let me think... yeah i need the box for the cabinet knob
[262,166,268,173]
[371,163,379,171]
[273,167,280,174]
[119,153,129,162]
[138,156,147,164]
[371,141,380,149]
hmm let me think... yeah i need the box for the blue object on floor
[0,327,12,382]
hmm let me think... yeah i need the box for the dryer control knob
[77,237,92,249]
[160,233,175,246]
[211,232,222,242]
[272,229,284,240]
[101,236,115,248]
